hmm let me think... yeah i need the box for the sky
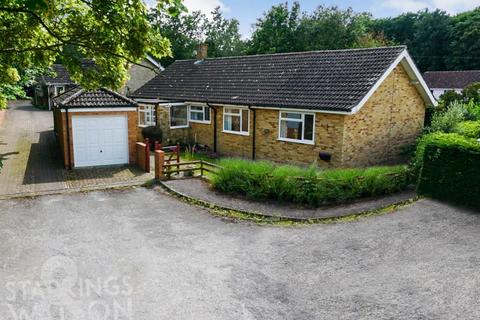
[151,0,479,38]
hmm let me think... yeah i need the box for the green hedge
[417,133,480,208]
[211,159,410,207]
[454,121,480,138]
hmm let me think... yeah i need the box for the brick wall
[254,109,345,167]
[342,64,426,167]
[58,110,137,169]
[138,64,425,168]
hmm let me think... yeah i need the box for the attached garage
[53,87,138,169]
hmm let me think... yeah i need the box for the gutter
[65,106,72,170]
[248,106,256,160]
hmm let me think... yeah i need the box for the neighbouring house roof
[131,46,436,113]
[53,86,137,108]
[423,70,480,89]
[42,64,74,85]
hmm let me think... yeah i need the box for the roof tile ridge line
[174,45,408,62]
[101,87,138,105]
[61,87,85,105]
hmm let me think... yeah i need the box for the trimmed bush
[141,126,162,142]
[211,159,410,207]
[417,133,480,208]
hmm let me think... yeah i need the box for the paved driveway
[0,188,479,319]
[0,101,151,197]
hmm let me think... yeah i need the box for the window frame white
[188,104,211,124]
[54,85,65,96]
[278,110,315,145]
[222,106,250,136]
[137,104,156,127]
[169,104,189,129]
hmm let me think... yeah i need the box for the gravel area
[0,188,479,319]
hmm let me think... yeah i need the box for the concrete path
[0,188,479,319]
[162,178,416,219]
[0,100,152,197]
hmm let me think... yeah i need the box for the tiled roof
[131,46,407,112]
[53,87,137,108]
[42,64,74,85]
[423,70,480,89]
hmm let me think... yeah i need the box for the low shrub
[454,121,480,138]
[417,133,480,208]
[211,159,410,207]
[428,101,468,133]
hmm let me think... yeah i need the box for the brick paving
[0,100,152,197]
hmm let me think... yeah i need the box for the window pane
[171,105,188,127]
[282,112,302,120]
[225,108,240,114]
[190,110,204,121]
[304,114,314,141]
[139,110,146,125]
[281,120,302,140]
[204,107,210,121]
[190,106,203,111]
[224,114,240,131]
[242,110,249,132]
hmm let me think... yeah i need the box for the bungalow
[131,46,437,168]
[423,70,480,100]
[34,55,162,110]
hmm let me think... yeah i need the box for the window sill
[170,125,189,129]
[222,130,249,136]
[138,124,155,128]
[278,138,314,145]
[189,120,211,125]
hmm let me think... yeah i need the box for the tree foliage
[0,0,184,108]
[149,6,244,66]
[247,2,390,55]
[371,7,480,71]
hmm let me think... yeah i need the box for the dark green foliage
[370,8,480,71]
[462,82,480,104]
[141,126,162,142]
[439,90,463,108]
[247,3,388,55]
[148,6,244,66]
[417,133,480,208]
[212,159,410,207]
[449,8,480,70]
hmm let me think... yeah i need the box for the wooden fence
[154,151,222,180]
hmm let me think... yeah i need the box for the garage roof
[53,87,137,108]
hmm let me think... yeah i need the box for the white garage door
[72,115,129,168]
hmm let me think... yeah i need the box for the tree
[0,0,185,108]
[298,6,388,51]
[204,7,245,57]
[149,6,244,65]
[449,8,480,70]
[247,2,302,54]
[412,10,452,71]
[149,8,205,66]
[247,3,389,55]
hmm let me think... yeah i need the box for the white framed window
[223,107,249,135]
[189,105,211,124]
[278,111,315,144]
[138,104,156,127]
[54,85,65,96]
[170,104,189,128]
